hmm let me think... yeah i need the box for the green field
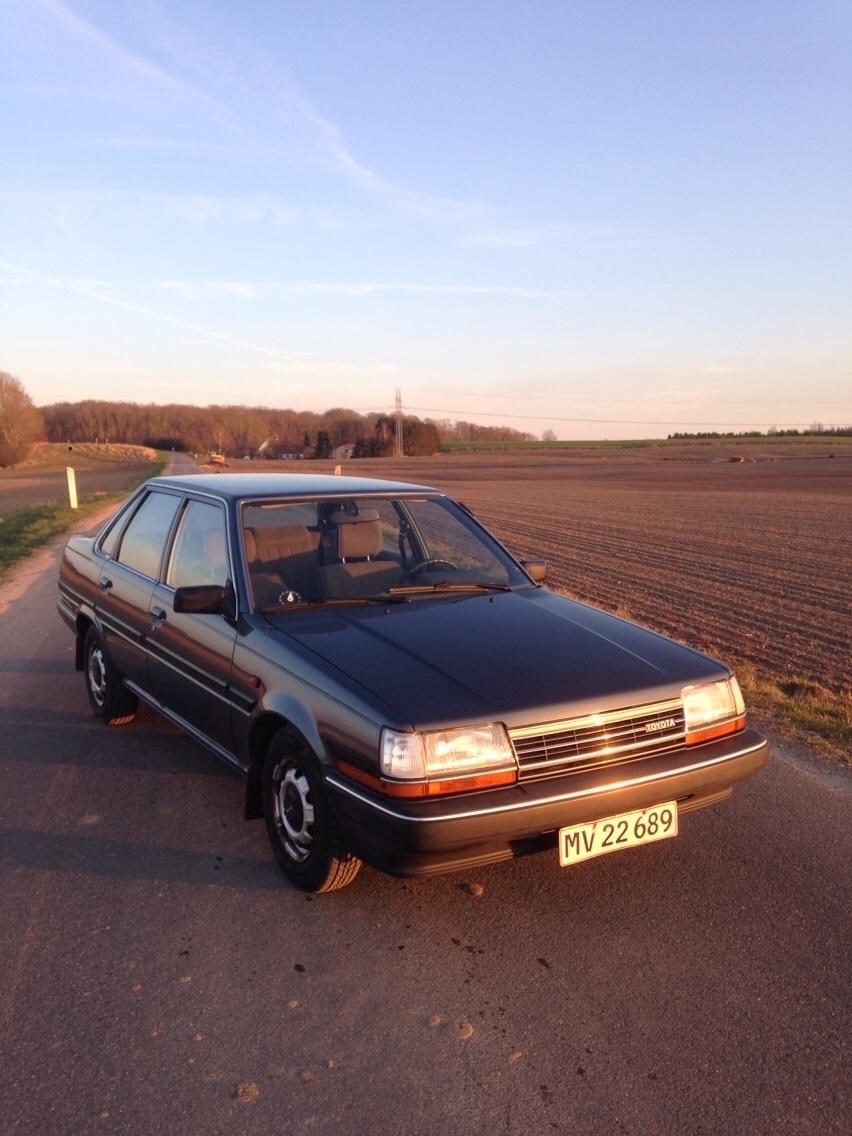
[441,434,852,454]
[23,441,159,467]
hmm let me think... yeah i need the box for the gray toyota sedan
[58,473,767,891]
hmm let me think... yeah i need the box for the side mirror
[173,580,237,620]
[520,559,547,583]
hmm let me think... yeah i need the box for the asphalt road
[0,524,849,1135]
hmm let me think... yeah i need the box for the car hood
[266,588,727,731]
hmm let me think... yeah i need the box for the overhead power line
[352,403,846,430]
[397,387,852,409]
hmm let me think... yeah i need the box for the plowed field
[269,449,852,695]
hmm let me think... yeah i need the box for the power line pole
[394,388,404,457]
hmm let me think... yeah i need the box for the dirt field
[255,448,851,697]
[4,440,846,700]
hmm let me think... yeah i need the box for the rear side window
[117,491,181,579]
[167,500,229,589]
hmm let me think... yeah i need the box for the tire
[83,626,138,726]
[262,730,362,893]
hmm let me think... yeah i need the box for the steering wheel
[399,558,457,583]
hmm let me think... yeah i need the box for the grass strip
[735,664,851,755]
[556,590,850,757]
[0,454,167,579]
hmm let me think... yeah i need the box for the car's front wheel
[262,730,362,893]
[83,626,138,725]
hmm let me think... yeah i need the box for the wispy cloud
[53,201,74,235]
[0,82,73,96]
[80,135,236,156]
[0,261,405,376]
[34,0,487,226]
[462,222,605,249]
[151,194,298,227]
[5,272,571,303]
[1,260,294,358]
[292,281,570,301]
[158,280,258,300]
[260,358,398,378]
[1,188,301,229]
[32,0,246,134]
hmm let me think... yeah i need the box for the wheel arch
[244,712,314,820]
[74,610,95,671]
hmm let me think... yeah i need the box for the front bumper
[325,727,769,876]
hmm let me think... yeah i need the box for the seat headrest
[328,508,380,525]
[244,527,257,562]
[248,525,319,564]
[337,518,383,559]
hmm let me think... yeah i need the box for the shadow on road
[0,705,235,776]
[0,657,70,674]
[0,824,283,891]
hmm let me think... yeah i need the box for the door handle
[151,607,167,628]
[99,577,113,592]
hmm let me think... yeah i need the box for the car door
[146,496,238,754]
[96,488,183,692]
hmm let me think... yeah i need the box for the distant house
[257,436,305,460]
[332,444,355,461]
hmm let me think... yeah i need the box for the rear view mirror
[520,559,547,583]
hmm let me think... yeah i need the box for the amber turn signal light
[338,760,517,797]
[685,714,746,746]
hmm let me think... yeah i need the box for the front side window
[117,491,181,579]
[99,510,127,559]
[167,500,229,589]
[402,498,515,580]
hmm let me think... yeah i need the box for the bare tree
[0,372,44,466]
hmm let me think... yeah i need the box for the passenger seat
[245,525,321,606]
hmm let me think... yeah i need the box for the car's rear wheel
[262,730,362,893]
[83,626,137,726]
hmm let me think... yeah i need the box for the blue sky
[1,0,850,437]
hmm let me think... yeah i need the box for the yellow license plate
[559,802,678,867]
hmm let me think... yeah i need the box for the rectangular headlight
[380,724,517,796]
[682,677,746,744]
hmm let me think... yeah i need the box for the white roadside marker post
[66,466,78,509]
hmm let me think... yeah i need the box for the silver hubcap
[273,763,315,862]
[88,646,107,708]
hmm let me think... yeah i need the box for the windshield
[241,495,528,609]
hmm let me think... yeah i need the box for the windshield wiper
[261,594,411,612]
[387,581,513,595]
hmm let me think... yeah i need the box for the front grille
[509,700,686,781]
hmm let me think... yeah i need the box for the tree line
[0,374,538,466]
[38,400,449,457]
[38,400,535,455]
[667,426,852,439]
[0,373,44,466]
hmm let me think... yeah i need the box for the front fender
[255,691,327,763]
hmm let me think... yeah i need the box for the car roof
[147,472,443,501]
